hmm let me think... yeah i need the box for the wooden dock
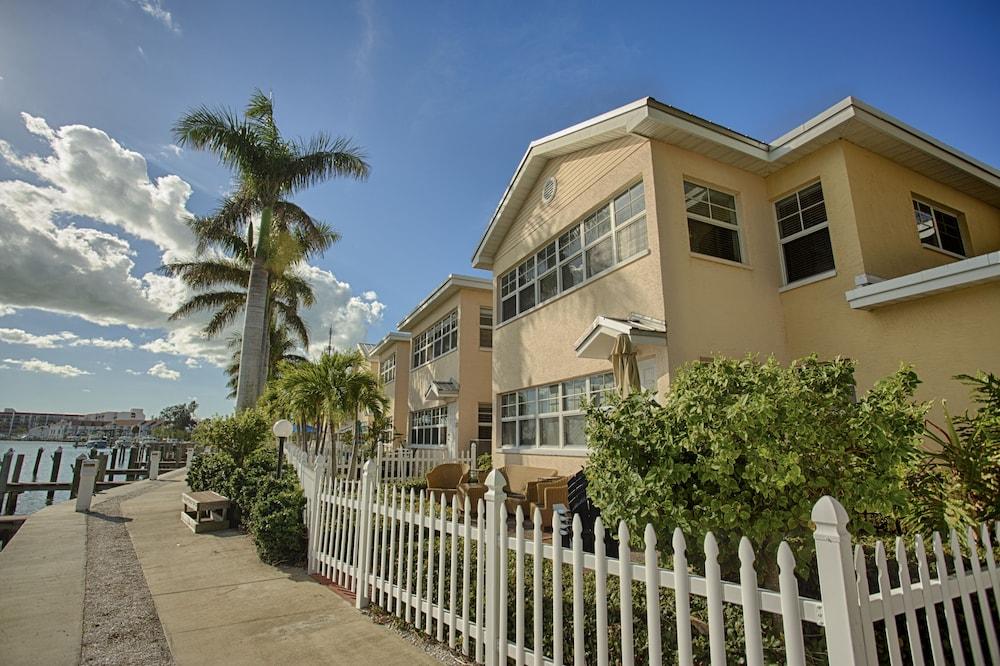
[0,442,193,547]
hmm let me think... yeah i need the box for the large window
[499,181,647,324]
[409,406,447,446]
[479,308,493,348]
[685,181,742,263]
[411,309,458,368]
[775,182,835,284]
[379,353,396,385]
[913,198,965,256]
[500,372,614,449]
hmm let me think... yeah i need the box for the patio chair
[425,462,469,502]
[499,465,558,516]
[528,476,569,528]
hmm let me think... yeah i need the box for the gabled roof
[356,342,376,358]
[424,380,460,401]
[370,331,410,357]
[472,96,1000,270]
[574,313,667,359]
[397,274,492,332]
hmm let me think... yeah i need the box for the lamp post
[273,419,293,478]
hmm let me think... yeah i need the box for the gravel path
[80,488,173,665]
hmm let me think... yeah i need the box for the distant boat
[83,436,109,449]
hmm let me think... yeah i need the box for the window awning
[845,251,1000,310]
[574,313,667,359]
[424,380,460,401]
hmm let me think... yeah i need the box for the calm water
[1,440,92,515]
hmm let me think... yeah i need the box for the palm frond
[287,135,370,193]
[172,105,264,171]
[168,290,245,322]
[160,258,249,290]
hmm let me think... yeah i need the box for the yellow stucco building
[473,96,1000,475]
[371,275,494,459]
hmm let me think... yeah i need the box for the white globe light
[272,419,293,438]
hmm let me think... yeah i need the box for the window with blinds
[685,181,741,262]
[913,199,966,256]
[775,182,835,284]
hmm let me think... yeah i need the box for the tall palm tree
[163,221,319,348]
[224,326,307,400]
[173,89,369,410]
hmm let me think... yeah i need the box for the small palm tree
[173,90,369,411]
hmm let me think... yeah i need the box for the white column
[812,496,869,665]
[185,447,194,468]
[484,468,507,666]
[149,450,161,480]
[75,458,98,512]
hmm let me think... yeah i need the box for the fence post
[149,450,161,480]
[355,459,376,609]
[812,496,868,665]
[185,447,194,468]
[484,468,508,666]
[308,454,327,574]
[75,459,98,512]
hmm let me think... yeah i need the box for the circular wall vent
[542,176,557,204]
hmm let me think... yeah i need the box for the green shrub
[476,452,492,472]
[250,486,306,565]
[186,450,237,495]
[905,372,1000,534]
[585,355,926,581]
[396,477,427,493]
[192,408,270,465]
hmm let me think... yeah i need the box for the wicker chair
[499,465,558,516]
[528,477,569,527]
[425,462,469,501]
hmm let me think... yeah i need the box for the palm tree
[271,350,386,475]
[173,89,369,410]
[224,326,307,399]
[164,221,319,347]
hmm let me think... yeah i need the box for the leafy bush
[185,446,306,565]
[585,355,926,580]
[187,450,237,496]
[250,486,306,565]
[192,408,270,465]
[396,477,427,493]
[905,372,1000,534]
[476,452,493,472]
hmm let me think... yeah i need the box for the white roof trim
[370,331,410,357]
[397,273,492,331]
[473,96,1000,270]
[574,314,667,359]
[424,380,460,402]
[845,251,1000,310]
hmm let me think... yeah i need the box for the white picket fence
[376,446,475,483]
[292,455,1000,665]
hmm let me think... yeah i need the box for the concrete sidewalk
[122,474,441,665]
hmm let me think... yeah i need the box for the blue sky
[0,0,997,417]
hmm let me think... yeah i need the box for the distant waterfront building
[1,407,146,439]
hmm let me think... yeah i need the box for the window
[479,308,493,348]
[685,181,741,262]
[409,406,447,446]
[913,199,965,256]
[379,353,396,385]
[775,182,835,284]
[411,310,458,368]
[499,372,614,449]
[498,181,647,323]
[477,403,492,442]
[381,417,394,443]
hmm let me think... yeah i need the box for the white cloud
[184,358,201,368]
[163,143,182,157]
[0,328,78,349]
[0,327,134,350]
[131,0,180,34]
[137,46,147,60]
[0,306,14,317]
[147,361,180,380]
[125,369,143,376]
[2,357,91,377]
[0,113,385,378]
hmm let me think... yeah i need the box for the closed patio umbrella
[610,334,641,397]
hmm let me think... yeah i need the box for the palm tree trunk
[235,208,273,412]
[257,301,272,397]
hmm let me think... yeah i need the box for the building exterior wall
[489,133,1000,476]
[401,284,492,457]
[376,339,410,445]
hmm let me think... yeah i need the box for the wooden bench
[181,491,231,533]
